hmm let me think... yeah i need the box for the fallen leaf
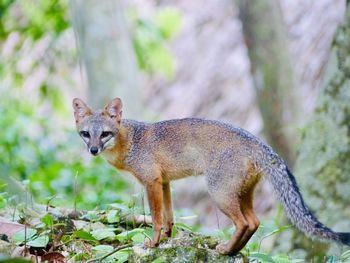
[0,216,25,238]
[91,228,116,240]
[41,252,65,263]
[12,228,37,245]
[27,235,49,248]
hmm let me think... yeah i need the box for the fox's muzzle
[89,146,100,156]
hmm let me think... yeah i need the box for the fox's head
[72,97,123,156]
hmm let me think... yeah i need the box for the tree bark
[70,0,142,117]
[278,3,348,259]
[238,0,298,166]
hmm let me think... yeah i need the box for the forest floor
[0,206,245,262]
[1,204,350,262]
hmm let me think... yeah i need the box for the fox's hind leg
[234,187,260,252]
[213,196,249,255]
[206,162,260,255]
[214,191,260,255]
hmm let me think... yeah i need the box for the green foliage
[0,0,129,209]
[26,234,49,247]
[91,228,117,241]
[113,248,131,263]
[41,213,54,227]
[116,228,148,244]
[154,8,182,39]
[0,0,69,40]
[12,228,37,245]
[92,244,114,254]
[73,230,96,242]
[0,194,7,209]
[107,209,120,223]
[12,227,49,248]
[131,7,182,78]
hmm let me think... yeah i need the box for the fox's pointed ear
[72,98,92,123]
[104,98,123,124]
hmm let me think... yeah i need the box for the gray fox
[73,97,350,255]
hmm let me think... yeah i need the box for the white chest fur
[101,150,117,163]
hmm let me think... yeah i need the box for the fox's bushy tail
[266,160,350,246]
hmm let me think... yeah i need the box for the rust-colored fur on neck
[103,124,132,170]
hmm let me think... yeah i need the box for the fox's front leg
[144,177,163,248]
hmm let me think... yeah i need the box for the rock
[129,232,246,263]
[0,240,15,255]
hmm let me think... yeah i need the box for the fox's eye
[101,131,112,138]
[80,131,90,138]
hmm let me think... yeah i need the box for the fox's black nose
[90,147,99,155]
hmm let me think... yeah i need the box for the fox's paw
[161,228,172,239]
[144,238,158,249]
[215,242,232,255]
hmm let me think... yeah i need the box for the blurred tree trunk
[70,0,142,117]
[278,3,349,259]
[238,0,298,166]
